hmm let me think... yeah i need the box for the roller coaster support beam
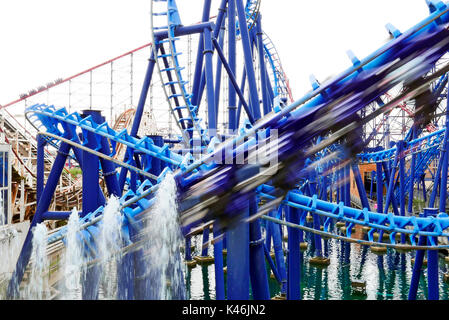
[263,242,282,282]
[430,114,449,208]
[214,19,226,127]
[228,0,237,130]
[408,127,417,215]
[81,110,104,300]
[344,164,350,207]
[381,162,400,216]
[269,209,287,294]
[7,141,72,298]
[36,135,46,206]
[212,220,225,300]
[204,26,218,135]
[191,0,226,107]
[383,144,401,215]
[427,209,439,300]
[148,135,165,175]
[265,215,272,252]
[98,116,121,197]
[256,15,271,116]
[307,159,323,257]
[41,211,77,220]
[236,0,261,120]
[249,196,270,300]
[212,38,255,124]
[422,176,427,203]
[60,124,107,205]
[344,164,351,263]
[236,68,247,125]
[226,201,250,299]
[439,89,449,213]
[398,141,406,243]
[287,204,301,300]
[409,208,439,300]
[376,163,383,214]
[351,162,371,211]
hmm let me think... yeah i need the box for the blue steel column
[383,148,401,213]
[398,141,406,245]
[306,159,323,258]
[193,0,229,117]
[427,207,439,300]
[98,116,121,197]
[212,221,225,300]
[81,110,103,300]
[408,208,438,300]
[204,26,217,136]
[351,161,371,210]
[235,0,261,120]
[408,128,417,215]
[227,203,250,300]
[265,218,272,252]
[214,19,226,126]
[270,209,287,294]
[381,161,400,215]
[421,177,427,203]
[256,15,270,116]
[344,164,351,263]
[190,0,213,107]
[7,141,72,298]
[376,163,383,213]
[228,0,237,130]
[248,196,270,300]
[439,129,449,213]
[236,68,247,125]
[212,38,255,124]
[286,204,301,300]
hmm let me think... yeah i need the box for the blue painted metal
[236,0,261,120]
[228,0,237,130]
[226,202,250,300]
[14,0,449,302]
[248,196,270,300]
[269,209,287,294]
[81,110,104,300]
[256,15,271,116]
[204,26,217,136]
[351,162,371,211]
[286,205,301,300]
[212,220,225,300]
[376,163,383,214]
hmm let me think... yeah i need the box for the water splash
[24,223,50,299]
[0,228,20,299]
[141,172,186,299]
[60,208,84,300]
[0,198,4,226]
[98,196,122,299]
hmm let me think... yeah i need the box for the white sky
[0,0,430,105]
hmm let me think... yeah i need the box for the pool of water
[184,226,449,300]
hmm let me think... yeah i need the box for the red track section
[0,43,153,110]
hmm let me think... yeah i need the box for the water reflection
[186,226,449,300]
